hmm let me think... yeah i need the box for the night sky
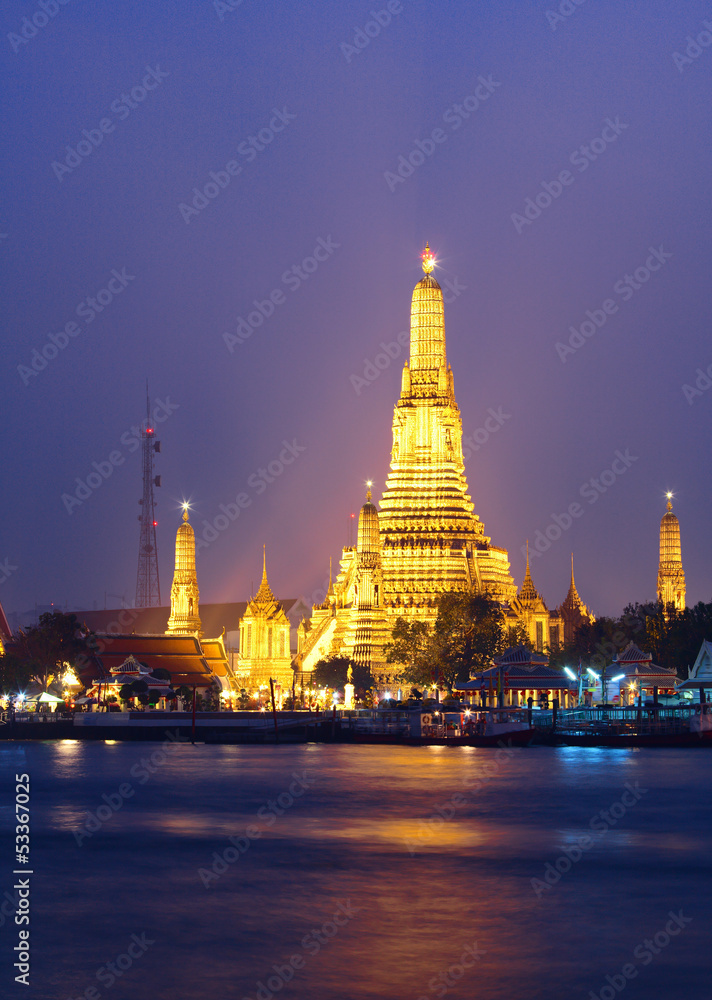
[2,0,711,621]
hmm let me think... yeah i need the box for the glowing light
[421,242,436,274]
[587,669,600,679]
[564,667,577,680]
[464,709,471,717]
[152,521,158,526]
[611,674,625,682]
[666,491,673,499]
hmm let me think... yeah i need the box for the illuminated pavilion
[295,245,592,686]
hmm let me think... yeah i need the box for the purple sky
[2,1,711,621]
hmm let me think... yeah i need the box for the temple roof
[515,544,547,610]
[0,598,11,643]
[77,599,300,637]
[90,633,218,688]
[559,554,591,618]
[493,645,550,667]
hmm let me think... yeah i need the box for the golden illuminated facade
[297,245,520,683]
[237,552,293,690]
[508,544,551,652]
[379,244,516,606]
[657,495,685,613]
[166,508,202,636]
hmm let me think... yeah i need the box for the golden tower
[509,542,550,652]
[378,243,516,611]
[555,553,595,645]
[238,549,293,690]
[166,506,202,636]
[296,245,517,680]
[657,494,685,613]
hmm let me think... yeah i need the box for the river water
[0,739,710,1000]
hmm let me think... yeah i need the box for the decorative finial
[665,491,673,512]
[181,501,190,522]
[366,480,372,502]
[526,539,530,569]
[421,242,435,275]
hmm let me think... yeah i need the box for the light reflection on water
[1,742,710,1000]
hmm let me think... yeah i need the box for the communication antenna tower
[135,385,161,607]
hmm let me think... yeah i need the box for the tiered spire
[254,546,276,604]
[166,504,201,636]
[518,541,542,603]
[657,493,685,613]
[561,553,584,611]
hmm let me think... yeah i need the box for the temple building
[295,245,590,684]
[507,544,551,652]
[236,551,293,692]
[657,493,685,613]
[166,506,202,636]
[552,554,595,648]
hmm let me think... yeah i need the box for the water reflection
[2,743,710,1000]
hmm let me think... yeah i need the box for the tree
[118,683,134,705]
[312,656,351,690]
[434,591,507,685]
[150,667,172,682]
[0,653,33,694]
[384,618,432,684]
[11,612,94,690]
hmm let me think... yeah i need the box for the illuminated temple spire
[166,505,202,636]
[657,493,685,613]
[518,542,542,603]
[377,243,515,605]
[254,545,276,604]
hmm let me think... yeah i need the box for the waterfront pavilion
[454,645,577,708]
[611,642,678,704]
[677,640,712,702]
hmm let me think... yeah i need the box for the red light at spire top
[153,521,158,526]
